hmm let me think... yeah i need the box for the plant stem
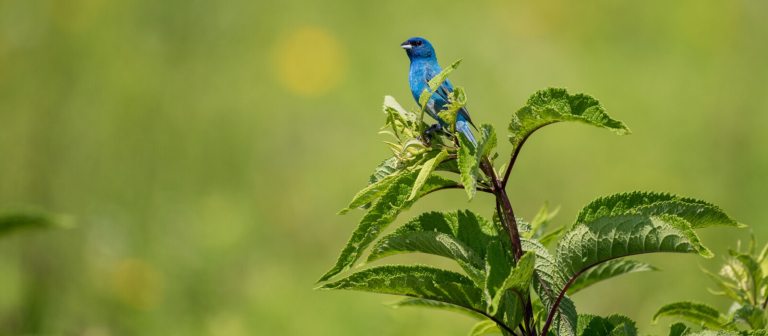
[483,159,523,260]
[481,157,533,334]
[503,123,554,188]
[420,184,494,197]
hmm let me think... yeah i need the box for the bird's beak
[400,43,412,50]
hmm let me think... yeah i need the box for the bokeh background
[0,0,767,335]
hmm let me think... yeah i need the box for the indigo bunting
[400,37,476,144]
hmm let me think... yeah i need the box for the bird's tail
[456,116,477,145]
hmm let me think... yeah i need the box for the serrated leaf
[477,124,497,160]
[409,149,449,200]
[419,90,433,112]
[488,251,535,315]
[557,214,714,281]
[0,209,67,237]
[391,298,486,320]
[384,95,417,123]
[458,132,479,199]
[539,226,566,247]
[371,230,484,284]
[436,157,460,174]
[668,323,691,336]
[731,255,763,307]
[653,301,730,330]
[319,265,483,312]
[438,87,466,133]
[319,173,458,282]
[339,171,404,215]
[543,211,719,336]
[428,59,462,92]
[703,267,749,303]
[482,247,524,330]
[522,239,578,336]
[568,259,657,295]
[576,192,741,228]
[368,210,497,285]
[508,88,630,151]
[528,203,561,239]
[733,304,765,329]
[469,320,502,336]
[369,157,400,184]
[578,314,638,336]
[683,331,740,336]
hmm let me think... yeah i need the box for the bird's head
[400,37,436,60]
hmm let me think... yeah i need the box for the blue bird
[400,37,476,144]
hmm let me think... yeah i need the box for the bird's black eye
[413,40,423,46]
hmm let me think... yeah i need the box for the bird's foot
[420,123,445,146]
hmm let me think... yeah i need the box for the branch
[484,159,523,261]
[419,184,494,198]
[502,123,553,188]
[481,157,532,333]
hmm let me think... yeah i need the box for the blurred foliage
[655,237,768,333]
[0,0,767,335]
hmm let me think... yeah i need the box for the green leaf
[0,209,67,237]
[577,314,638,336]
[683,331,740,336]
[418,89,432,110]
[370,157,400,184]
[508,88,630,151]
[409,149,449,200]
[702,266,749,304]
[371,230,484,284]
[568,259,657,295]
[522,239,578,336]
[338,156,406,215]
[482,240,530,330]
[483,240,514,303]
[557,214,714,281]
[339,171,403,215]
[668,323,691,336]
[487,251,535,315]
[458,132,479,199]
[527,203,561,239]
[436,157,460,175]
[653,301,729,330]
[384,95,417,123]
[469,320,502,336]
[733,304,765,329]
[368,210,497,285]
[428,59,462,92]
[319,173,458,282]
[319,265,483,311]
[477,124,497,160]
[390,298,486,320]
[576,192,741,228]
[547,211,719,336]
[539,226,566,247]
[732,253,763,305]
[437,87,466,133]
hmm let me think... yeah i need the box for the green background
[0,0,767,334]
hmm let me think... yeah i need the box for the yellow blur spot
[272,26,345,96]
[111,259,163,310]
